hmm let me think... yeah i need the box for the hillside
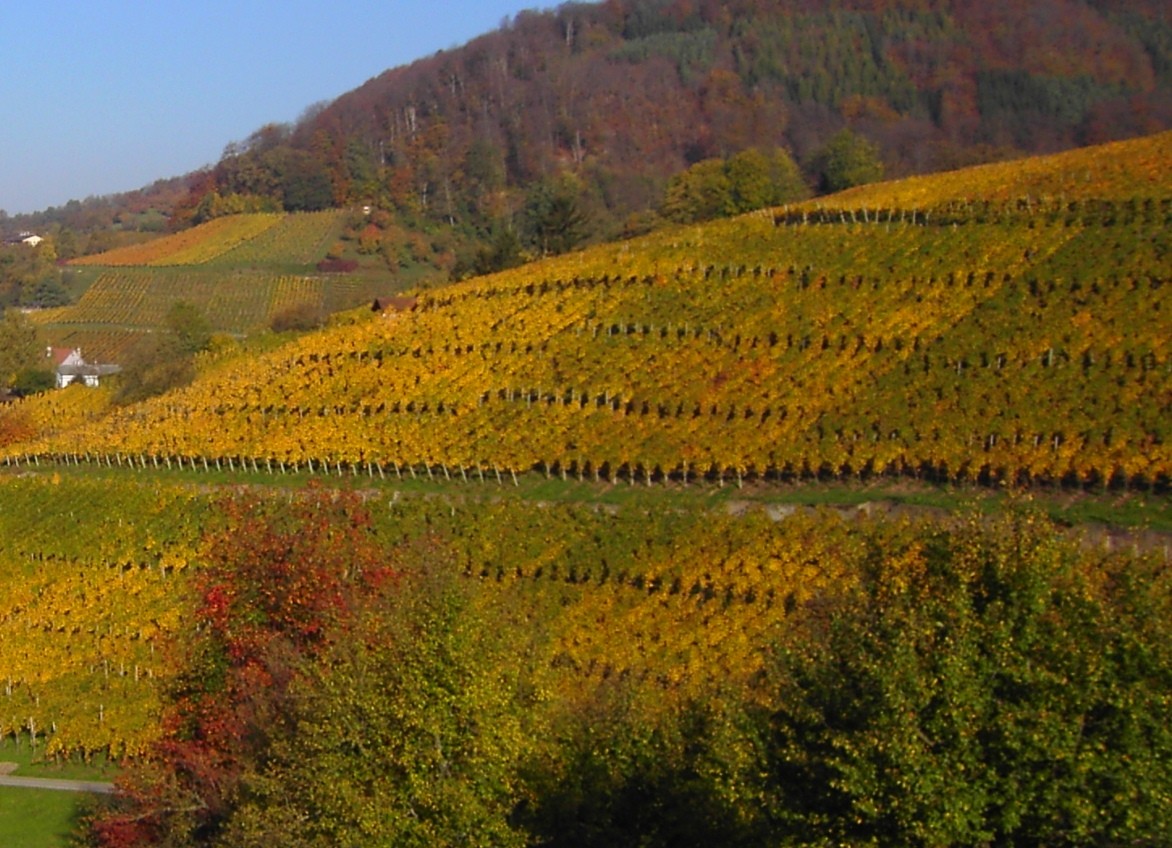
[798,128,1172,209]
[6,0,1170,303]
[191,0,1172,239]
[1,133,1170,847]
[67,211,342,268]
[5,132,1170,491]
[25,210,387,362]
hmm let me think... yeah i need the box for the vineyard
[0,135,1170,846]
[0,475,210,757]
[34,210,366,356]
[2,468,1166,848]
[6,131,1169,493]
[201,210,346,268]
[42,268,384,336]
[0,471,846,757]
[795,129,1172,210]
[25,267,386,372]
[67,211,346,269]
[19,323,146,370]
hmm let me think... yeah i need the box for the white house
[5,231,43,247]
[47,347,120,388]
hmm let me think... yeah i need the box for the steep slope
[4,132,1169,489]
[25,210,383,361]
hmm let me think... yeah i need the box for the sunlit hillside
[6,132,1168,490]
[67,211,344,268]
[33,267,380,341]
[25,210,384,361]
[796,129,1172,210]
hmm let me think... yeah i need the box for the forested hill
[11,0,1171,273]
[193,0,1172,233]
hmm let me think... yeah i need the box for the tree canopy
[662,147,808,223]
[84,503,1172,847]
[814,129,886,193]
[0,308,49,391]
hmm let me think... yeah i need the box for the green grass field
[0,787,84,848]
[5,456,1169,535]
[0,736,116,848]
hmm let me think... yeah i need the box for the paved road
[0,775,115,794]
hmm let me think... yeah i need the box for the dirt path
[0,773,114,794]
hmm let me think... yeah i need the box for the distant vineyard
[24,310,145,368]
[68,210,346,268]
[40,267,379,336]
[36,329,144,368]
[70,215,281,267]
[203,210,346,267]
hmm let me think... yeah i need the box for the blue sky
[0,1,550,214]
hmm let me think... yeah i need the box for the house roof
[48,347,119,374]
[48,346,80,366]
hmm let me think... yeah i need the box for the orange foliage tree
[89,486,396,848]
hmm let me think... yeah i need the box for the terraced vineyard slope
[29,210,384,357]
[797,130,1171,211]
[67,212,340,268]
[7,132,1168,492]
[0,476,841,758]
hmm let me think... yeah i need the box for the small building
[5,231,44,247]
[371,296,418,314]
[47,347,120,388]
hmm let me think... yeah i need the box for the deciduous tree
[766,514,1172,845]
[0,308,46,389]
[814,129,885,193]
[90,488,396,848]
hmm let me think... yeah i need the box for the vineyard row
[419,266,1166,316]
[771,196,1172,228]
[277,327,1171,373]
[6,448,1168,493]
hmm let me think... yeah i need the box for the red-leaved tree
[89,485,395,847]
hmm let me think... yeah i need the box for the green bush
[814,129,885,193]
[765,514,1172,846]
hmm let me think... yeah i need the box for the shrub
[269,302,325,333]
